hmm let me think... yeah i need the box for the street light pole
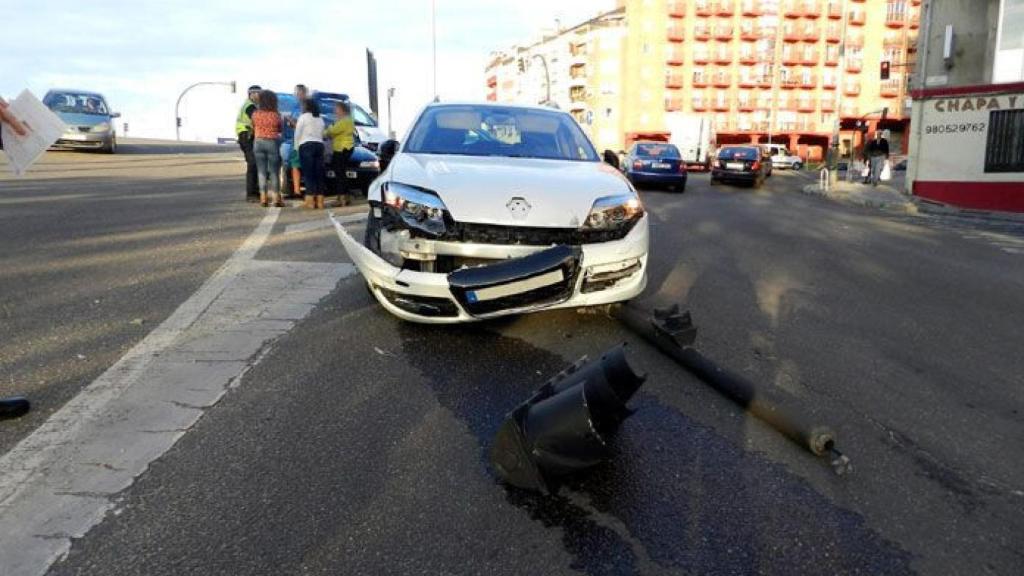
[830,0,850,182]
[175,81,236,141]
[532,54,552,105]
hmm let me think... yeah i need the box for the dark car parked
[277,91,381,197]
[624,141,687,191]
[710,146,772,188]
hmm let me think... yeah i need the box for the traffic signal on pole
[490,344,646,493]
[880,61,891,80]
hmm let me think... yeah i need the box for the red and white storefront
[908,82,1024,213]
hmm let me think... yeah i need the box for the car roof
[46,88,106,98]
[424,100,570,115]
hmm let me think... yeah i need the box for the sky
[2,0,614,142]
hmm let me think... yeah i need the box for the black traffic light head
[490,344,646,493]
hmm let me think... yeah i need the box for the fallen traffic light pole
[491,344,646,493]
[612,304,851,476]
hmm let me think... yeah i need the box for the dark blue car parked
[624,141,687,192]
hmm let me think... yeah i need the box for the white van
[761,144,804,170]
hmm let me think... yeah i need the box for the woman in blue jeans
[251,90,284,207]
[293,98,327,209]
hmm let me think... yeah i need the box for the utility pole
[532,53,552,106]
[830,0,850,183]
[767,12,784,147]
[387,87,396,139]
[431,0,438,99]
[175,81,235,141]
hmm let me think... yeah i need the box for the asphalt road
[3,148,1023,575]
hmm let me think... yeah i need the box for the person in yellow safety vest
[236,85,261,202]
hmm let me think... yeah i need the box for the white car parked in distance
[333,102,649,323]
[761,144,803,170]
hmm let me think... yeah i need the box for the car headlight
[90,123,111,133]
[383,182,447,237]
[582,193,644,230]
[359,160,380,170]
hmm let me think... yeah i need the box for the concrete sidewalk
[801,176,918,215]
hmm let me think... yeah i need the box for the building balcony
[694,26,711,40]
[738,99,755,111]
[740,50,757,64]
[569,101,588,113]
[742,0,761,16]
[713,73,732,87]
[713,99,730,111]
[741,25,763,40]
[783,51,801,65]
[848,10,866,25]
[487,75,497,88]
[667,48,685,66]
[716,0,735,15]
[797,98,816,112]
[692,97,708,111]
[909,7,920,28]
[715,25,734,40]
[696,0,713,16]
[668,25,686,42]
[841,103,859,117]
[880,79,901,97]
[803,26,820,41]
[715,51,733,64]
[820,98,836,111]
[801,74,817,88]
[802,50,819,65]
[693,74,709,87]
[846,58,862,73]
[757,76,774,88]
[844,83,861,96]
[569,76,587,89]
[886,11,906,28]
[826,27,841,43]
[668,0,686,18]
[907,29,919,50]
[883,32,904,47]
[783,1,802,18]
[738,75,757,87]
[693,51,710,64]
[665,97,684,112]
[824,55,839,66]
[783,25,801,42]
[827,1,842,18]
[822,75,837,88]
[781,77,801,89]
[666,74,685,89]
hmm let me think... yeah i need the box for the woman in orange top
[252,90,284,207]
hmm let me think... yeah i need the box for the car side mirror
[379,139,400,172]
[603,149,620,170]
[111,112,121,119]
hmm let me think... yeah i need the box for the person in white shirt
[294,99,327,209]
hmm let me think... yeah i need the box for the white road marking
[0,208,355,575]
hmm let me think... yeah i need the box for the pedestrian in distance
[864,131,890,187]
[294,98,327,209]
[252,90,285,208]
[235,85,261,202]
[280,84,308,198]
[324,101,356,206]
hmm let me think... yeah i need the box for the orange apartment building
[486,0,920,163]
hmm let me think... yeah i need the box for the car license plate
[465,269,566,303]
[62,133,89,141]
[652,162,671,169]
[726,162,745,170]
[345,170,358,179]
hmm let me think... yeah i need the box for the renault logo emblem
[506,197,532,220]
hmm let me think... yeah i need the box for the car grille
[444,220,638,246]
[448,245,580,316]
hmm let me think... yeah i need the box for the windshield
[635,143,680,159]
[350,104,377,127]
[405,105,599,162]
[718,147,759,160]
[44,92,108,115]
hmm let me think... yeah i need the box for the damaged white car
[332,102,649,323]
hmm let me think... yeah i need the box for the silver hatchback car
[44,89,120,153]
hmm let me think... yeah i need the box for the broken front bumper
[331,213,649,323]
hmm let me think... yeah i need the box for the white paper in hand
[1,89,65,176]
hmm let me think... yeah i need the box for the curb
[912,198,1024,224]
[801,183,919,215]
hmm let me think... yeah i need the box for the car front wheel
[792,162,802,171]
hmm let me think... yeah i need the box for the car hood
[55,112,109,128]
[389,153,631,227]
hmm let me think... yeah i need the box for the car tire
[103,136,116,154]
[793,162,802,171]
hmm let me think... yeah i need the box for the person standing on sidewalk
[864,131,890,187]
[252,90,285,208]
[294,98,326,209]
[235,85,261,202]
[280,84,308,198]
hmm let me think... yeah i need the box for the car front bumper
[331,213,649,324]
[52,131,112,150]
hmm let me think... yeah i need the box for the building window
[995,0,1024,82]
[985,109,1024,172]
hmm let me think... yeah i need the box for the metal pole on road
[386,87,396,139]
[175,81,236,141]
[431,0,438,99]
[532,54,552,106]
